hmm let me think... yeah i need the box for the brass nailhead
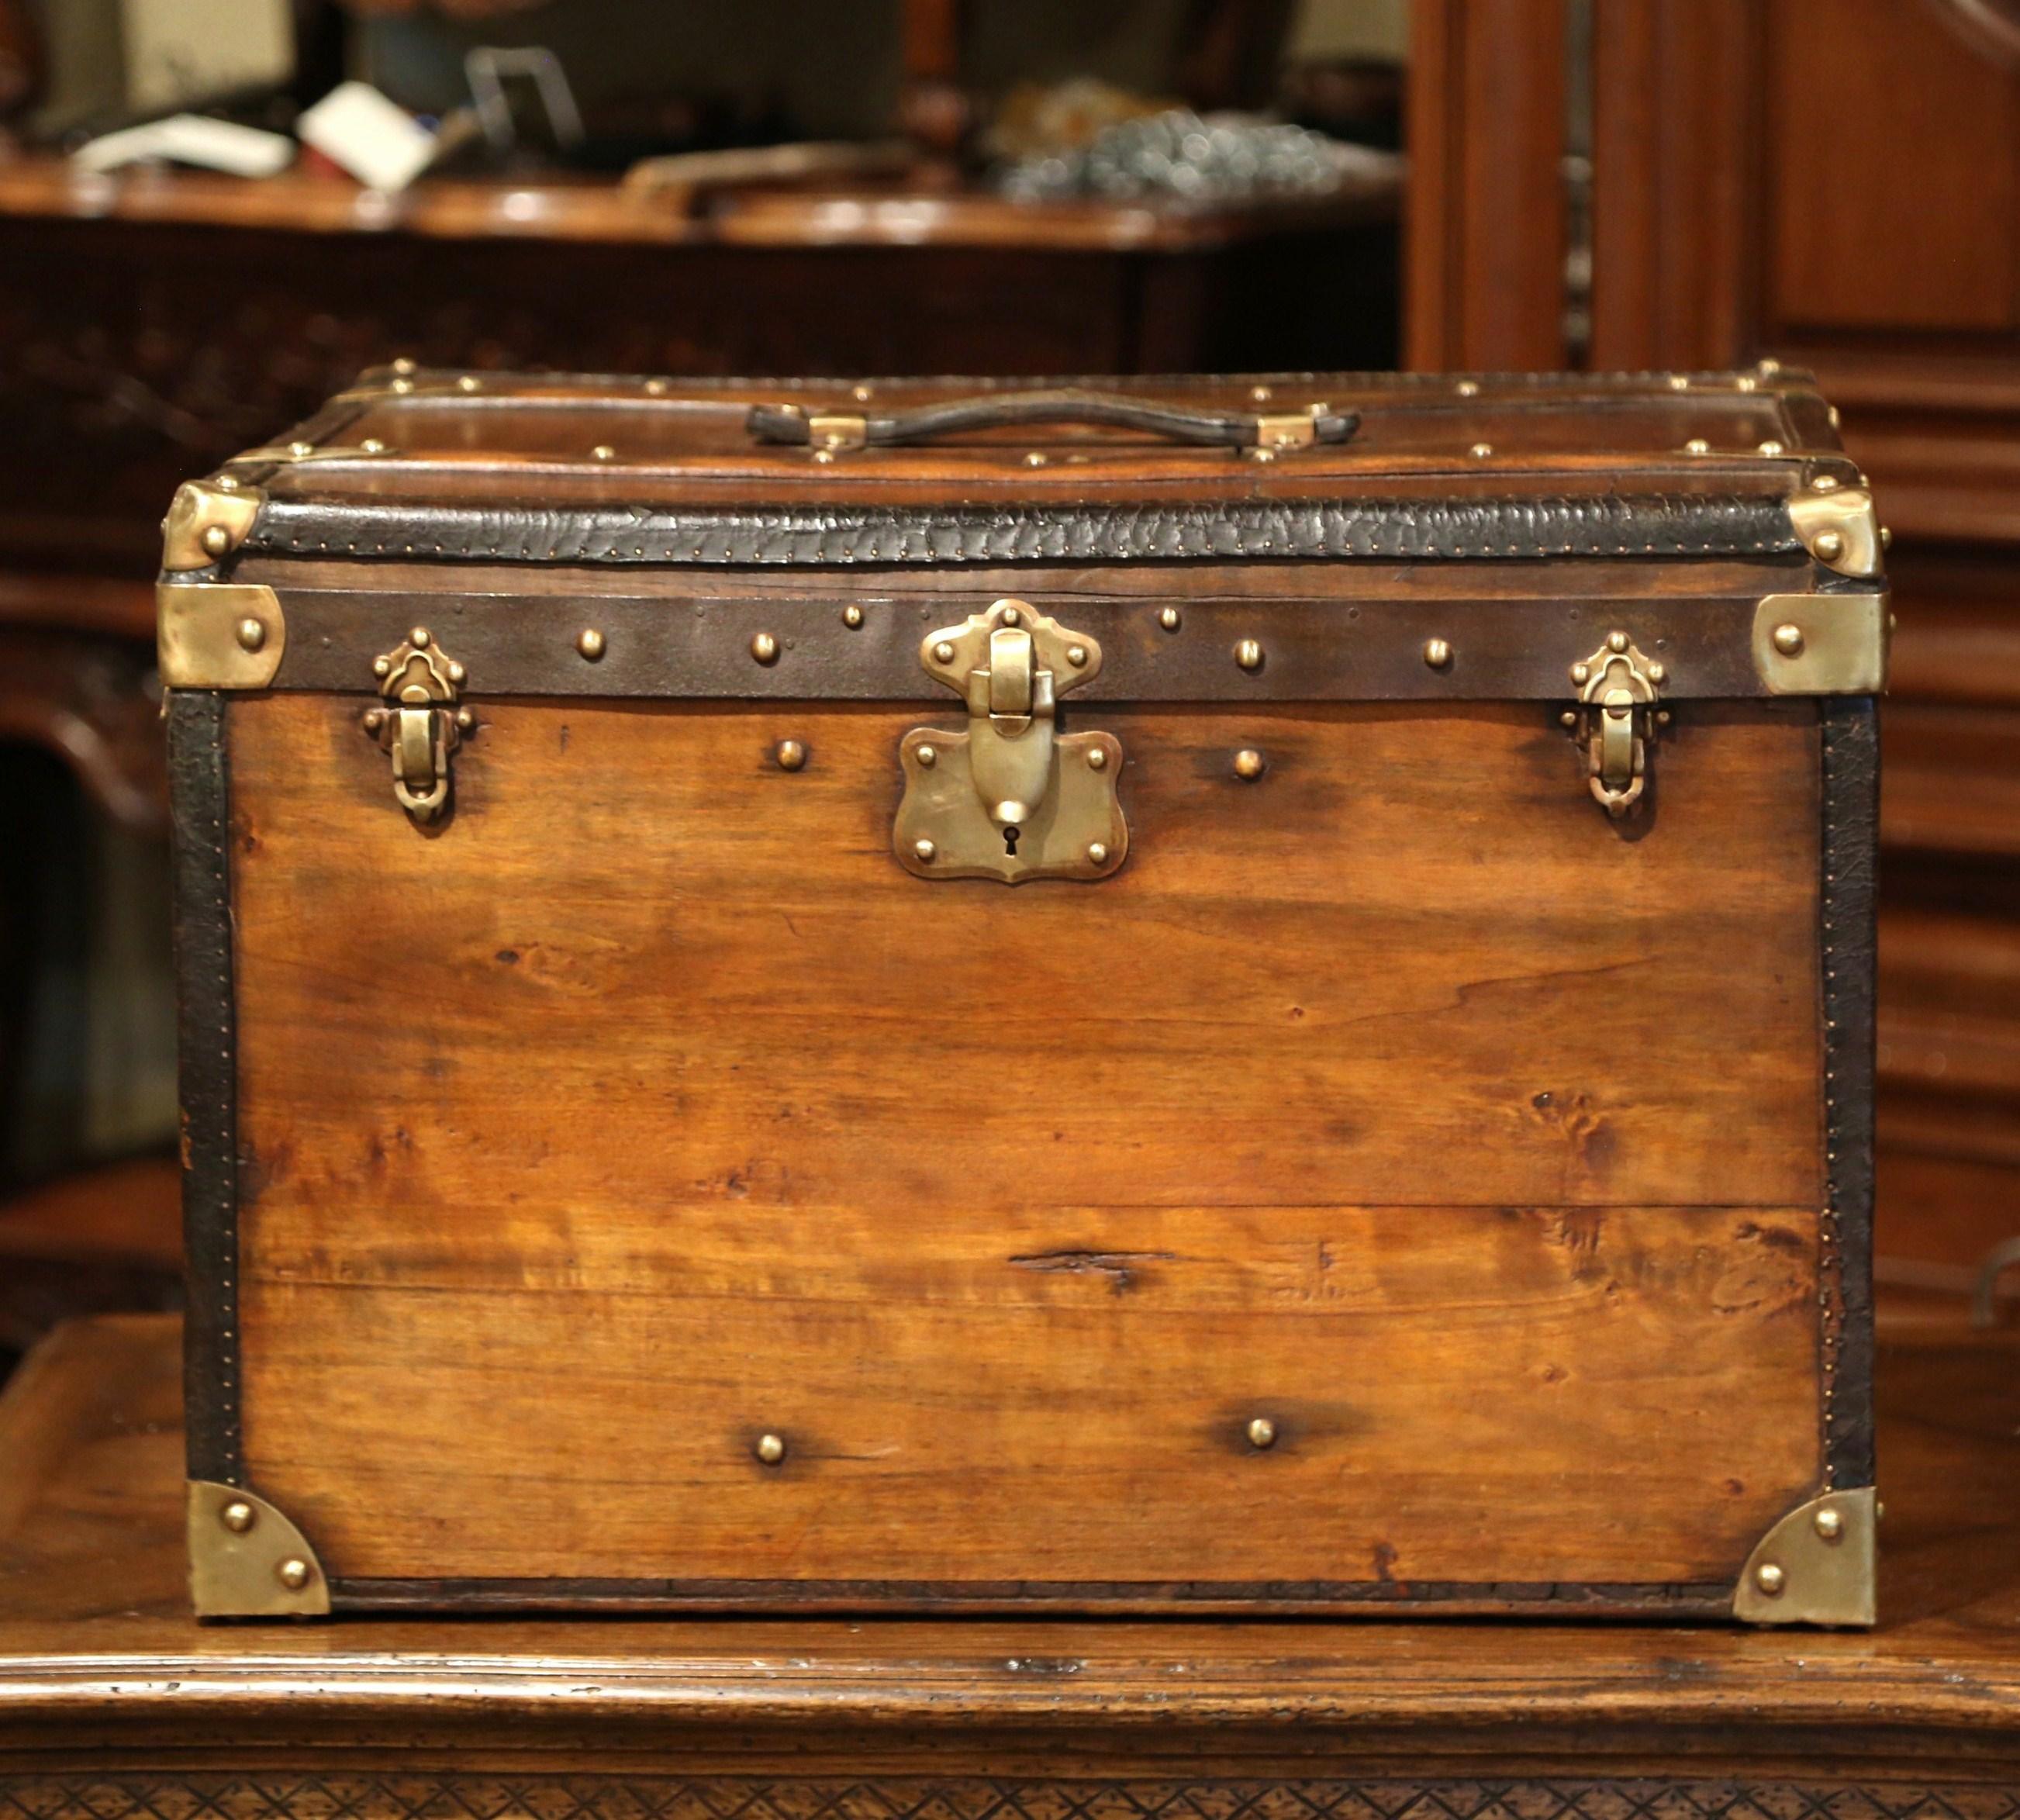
[774,739,807,772]
[751,632,780,665]
[458,375,481,392]
[1814,1506,1845,1542]
[576,628,606,661]
[1086,843,1108,865]
[1759,439,1785,456]
[917,744,937,768]
[1469,442,1493,459]
[1234,638,1264,672]
[276,1557,312,1590]
[932,641,956,664]
[592,444,616,461]
[843,604,865,628]
[1607,629,1629,653]
[913,838,937,862]
[1812,529,1846,562]
[234,617,266,653]
[200,524,232,558]
[1247,1417,1277,1449]
[1773,623,1805,657]
[1233,748,1266,780]
[1685,438,1711,454]
[1158,606,1181,631]
[288,440,314,458]
[755,1433,786,1465]
[1754,1561,1786,1597]
[1423,637,1452,670]
[1067,644,1089,667]
[410,627,431,648]
[1455,378,1480,397]
[220,1500,256,1534]
[1086,746,1109,771]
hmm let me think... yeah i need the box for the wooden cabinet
[1410,0,2020,1302]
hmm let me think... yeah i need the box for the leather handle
[747,389,1359,451]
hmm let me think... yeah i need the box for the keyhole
[1003,825,1020,855]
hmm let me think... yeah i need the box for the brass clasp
[894,599,1127,882]
[364,628,472,826]
[1569,630,1666,818]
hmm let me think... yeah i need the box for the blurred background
[0,0,2012,1379]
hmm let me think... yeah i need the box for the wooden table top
[1,1311,2016,1776]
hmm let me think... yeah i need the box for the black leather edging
[1820,699,1878,1490]
[169,691,240,1486]
[244,493,1798,567]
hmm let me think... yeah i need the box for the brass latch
[1569,630,1667,818]
[364,627,472,826]
[893,599,1127,882]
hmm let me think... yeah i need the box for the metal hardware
[1570,632,1663,817]
[1246,1417,1277,1449]
[1685,438,1711,455]
[187,1479,330,1618]
[157,582,286,689]
[367,630,468,825]
[751,632,780,665]
[1424,637,1452,669]
[1469,442,1493,459]
[1732,1486,1877,1626]
[843,603,865,628]
[1233,748,1266,779]
[1159,606,1181,631]
[754,1433,786,1465]
[161,478,262,572]
[1234,638,1264,672]
[774,738,807,772]
[1790,485,1884,577]
[1752,592,1889,694]
[893,598,1127,884]
[576,628,606,661]
[1253,410,1320,450]
[808,413,868,453]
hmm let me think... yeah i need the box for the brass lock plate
[893,599,1127,883]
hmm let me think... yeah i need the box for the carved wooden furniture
[1,1310,2015,1817]
[1407,0,2020,1311]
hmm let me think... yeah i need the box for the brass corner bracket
[161,478,264,572]
[1732,1485,1877,1627]
[1789,484,1883,577]
[157,582,285,689]
[1752,591,1891,695]
[188,1480,330,1618]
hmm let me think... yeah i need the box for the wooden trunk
[161,368,1884,1622]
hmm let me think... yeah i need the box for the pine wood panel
[229,695,1825,1593]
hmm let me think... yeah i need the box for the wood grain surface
[226,695,1825,1597]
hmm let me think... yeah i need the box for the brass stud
[200,523,232,558]
[1736,374,1758,392]
[1086,842,1109,865]
[362,708,386,734]
[576,628,606,661]
[1655,709,1672,726]
[1828,404,1842,429]
[457,374,481,393]
[1086,746,1109,772]
[372,655,392,679]
[751,632,780,665]
[917,744,937,768]
[1773,622,1805,657]
[1758,356,1783,375]
[1647,661,1666,685]
[276,1557,312,1591]
[1812,474,1840,492]
[913,837,937,862]
[1233,748,1266,780]
[447,661,467,685]
[774,739,806,772]
[1754,1560,1787,1597]
[813,447,836,464]
[932,640,956,664]
[1246,1416,1277,1449]
[410,627,430,648]
[1455,378,1480,398]
[288,440,314,458]
[392,356,416,375]
[234,616,266,653]
[455,709,475,731]
[1251,384,1273,402]
[843,603,865,628]
[1814,1505,1845,1542]
[1607,629,1629,653]
[1246,446,1276,463]
[220,1499,257,1534]
[1685,438,1711,455]
[1880,525,1893,550]
[390,377,414,395]
[1423,637,1452,670]
[1759,439,1785,456]
[215,474,240,492]
[1559,710,1578,728]
[1812,528,1846,562]
[592,444,616,461]
[1569,661,1590,686]
[1234,638,1264,672]
[1469,442,1493,459]
[1067,644,1089,667]
[1024,451,1048,467]
[1158,606,1181,631]
[1000,606,1022,626]
[1668,374,1690,391]
[646,378,671,396]
[361,437,386,454]
[852,383,874,402]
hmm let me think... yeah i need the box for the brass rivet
[1067,644,1089,667]
[1736,374,1758,392]
[1668,374,1690,391]
[917,744,937,768]
[843,603,865,628]
[755,1432,786,1464]
[1455,378,1480,398]
[200,524,232,558]
[1559,710,1578,728]
[1235,638,1264,672]
[372,655,392,679]
[775,738,807,772]
[1812,474,1840,492]
[390,377,414,395]
[220,1500,257,1534]
[1087,842,1109,865]
[1158,606,1181,631]
[1246,1416,1277,1449]
[646,378,670,396]
[1469,442,1493,459]
[410,627,430,648]
[1812,528,1846,562]
[361,437,386,454]
[276,1557,312,1591]
[215,474,240,492]
[1814,1506,1845,1542]
[852,383,874,402]
[1828,403,1842,429]
[913,838,937,862]
[932,640,956,664]
[1000,606,1021,626]
[289,440,314,457]
[1024,451,1048,467]
[458,374,481,393]
[234,616,266,653]
[751,632,780,665]
[447,661,467,685]
[362,708,385,733]
[1656,709,1672,726]
[1647,661,1666,685]
[813,448,836,464]
[1754,1561,1786,1597]
[1086,746,1109,771]
[1685,437,1711,455]
[1607,629,1629,653]
[1423,637,1452,670]
[455,709,475,731]
[1773,622,1805,657]
[1759,356,1782,375]
[1233,748,1266,780]
[592,444,616,461]
[1246,447,1276,464]
[1569,661,1590,686]
[1251,384,1273,402]
[1759,439,1785,456]
[576,628,606,661]
[1880,525,1892,550]
[392,356,417,375]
